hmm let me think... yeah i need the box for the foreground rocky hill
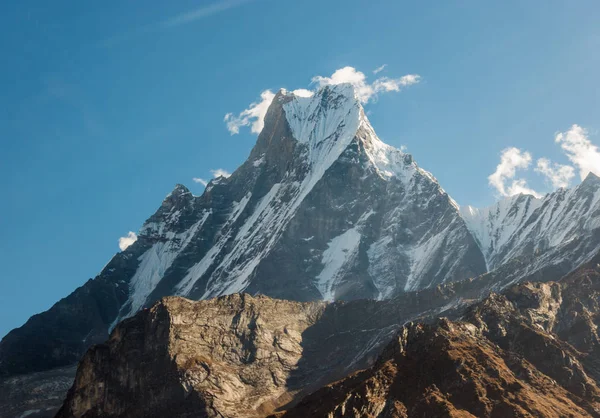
[55,252,600,417]
[282,254,600,417]
[53,289,469,418]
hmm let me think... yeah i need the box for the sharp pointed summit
[582,170,600,187]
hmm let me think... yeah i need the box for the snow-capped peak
[460,194,542,268]
[461,172,600,276]
[281,83,363,163]
[280,83,436,189]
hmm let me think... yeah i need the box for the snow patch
[253,155,265,167]
[367,236,399,299]
[316,227,362,301]
[460,194,542,268]
[19,410,42,418]
[228,193,252,224]
[405,225,449,291]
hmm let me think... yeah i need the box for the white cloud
[210,168,231,178]
[224,90,275,135]
[373,74,420,92]
[488,124,600,199]
[193,168,231,188]
[555,124,600,180]
[488,147,541,198]
[100,0,254,47]
[373,64,387,74]
[161,0,254,28]
[535,158,575,189]
[193,177,208,186]
[118,231,138,251]
[312,66,366,90]
[292,89,314,98]
[312,66,421,103]
[225,66,421,135]
[504,179,542,198]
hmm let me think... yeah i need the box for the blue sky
[1,0,599,337]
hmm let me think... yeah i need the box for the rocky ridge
[52,288,470,418]
[282,253,600,417]
[462,172,600,280]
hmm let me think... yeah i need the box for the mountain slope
[139,84,484,304]
[118,83,485,309]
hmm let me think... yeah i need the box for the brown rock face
[281,256,600,418]
[282,320,599,418]
[56,295,326,418]
[60,292,456,418]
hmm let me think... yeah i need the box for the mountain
[123,83,484,305]
[461,172,600,282]
[0,84,487,377]
[57,253,600,417]
[2,83,600,416]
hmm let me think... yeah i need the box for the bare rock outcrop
[56,295,325,417]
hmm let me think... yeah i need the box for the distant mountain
[1,83,600,411]
[461,172,600,282]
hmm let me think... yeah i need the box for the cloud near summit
[193,168,232,188]
[118,231,138,251]
[224,66,421,135]
[311,66,420,104]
